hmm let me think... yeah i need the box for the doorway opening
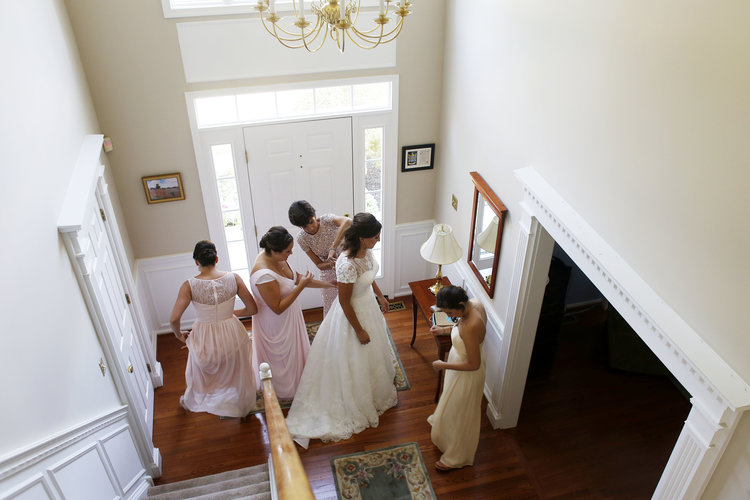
[513,242,692,497]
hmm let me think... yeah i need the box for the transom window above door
[193,81,391,128]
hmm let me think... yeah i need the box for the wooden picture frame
[401,143,435,172]
[142,173,185,204]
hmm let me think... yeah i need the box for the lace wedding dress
[181,272,257,417]
[285,250,397,448]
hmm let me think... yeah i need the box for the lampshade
[420,224,463,265]
[476,216,499,253]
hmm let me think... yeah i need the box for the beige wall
[64,0,446,259]
[435,1,750,497]
[0,0,123,455]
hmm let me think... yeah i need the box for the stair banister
[259,363,314,500]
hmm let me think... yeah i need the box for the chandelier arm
[350,18,403,42]
[345,24,385,50]
[301,22,329,53]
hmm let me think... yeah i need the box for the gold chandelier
[254,0,412,52]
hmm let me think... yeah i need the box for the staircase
[145,463,272,500]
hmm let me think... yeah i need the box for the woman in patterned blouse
[288,200,351,316]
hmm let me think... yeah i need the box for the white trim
[511,166,750,499]
[0,407,152,500]
[136,253,197,334]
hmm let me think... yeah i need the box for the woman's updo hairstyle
[288,200,316,227]
[436,285,469,310]
[193,240,218,267]
[342,212,382,257]
[259,226,294,255]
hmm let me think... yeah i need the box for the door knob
[128,365,134,373]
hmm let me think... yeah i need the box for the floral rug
[248,321,409,414]
[331,442,436,500]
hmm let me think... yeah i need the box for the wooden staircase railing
[259,362,314,500]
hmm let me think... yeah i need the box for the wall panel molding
[0,407,152,500]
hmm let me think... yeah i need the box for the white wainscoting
[390,221,435,298]
[136,253,197,337]
[0,407,152,500]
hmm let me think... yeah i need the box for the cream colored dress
[427,314,486,467]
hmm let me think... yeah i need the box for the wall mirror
[468,171,508,298]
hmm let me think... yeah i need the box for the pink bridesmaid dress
[249,268,310,399]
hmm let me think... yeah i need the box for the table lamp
[420,224,463,295]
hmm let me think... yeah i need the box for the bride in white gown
[285,213,397,448]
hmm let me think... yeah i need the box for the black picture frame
[401,143,435,172]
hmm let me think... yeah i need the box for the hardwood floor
[153,298,690,499]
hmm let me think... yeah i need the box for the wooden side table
[408,277,452,402]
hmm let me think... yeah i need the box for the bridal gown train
[285,250,397,448]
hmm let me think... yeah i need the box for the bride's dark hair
[342,213,381,257]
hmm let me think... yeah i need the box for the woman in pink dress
[170,240,258,418]
[288,200,351,317]
[250,226,336,400]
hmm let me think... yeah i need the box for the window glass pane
[365,191,382,220]
[195,95,238,127]
[227,241,248,270]
[364,127,382,160]
[237,92,277,121]
[223,210,243,242]
[365,160,381,191]
[277,89,314,117]
[170,0,254,8]
[353,82,390,110]
[315,86,352,113]
[234,268,250,289]
[217,178,239,210]
[211,144,235,178]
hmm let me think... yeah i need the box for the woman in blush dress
[288,200,351,317]
[427,285,487,471]
[170,240,258,418]
[285,213,397,448]
[250,226,336,400]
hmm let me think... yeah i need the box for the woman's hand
[298,271,314,289]
[432,360,446,372]
[175,331,190,343]
[377,295,389,314]
[356,329,371,345]
[327,248,337,261]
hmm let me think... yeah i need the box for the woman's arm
[233,274,258,318]
[305,249,333,271]
[372,281,389,314]
[432,317,483,372]
[256,270,313,315]
[169,281,192,343]
[327,215,352,260]
[338,282,370,345]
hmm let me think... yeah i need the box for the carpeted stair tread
[147,473,269,500]
[147,464,269,499]
[190,482,272,500]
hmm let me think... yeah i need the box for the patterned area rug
[331,442,436,500]
[249,321,409,414]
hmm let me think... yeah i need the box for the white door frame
[498,167,750,498]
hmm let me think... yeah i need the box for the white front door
[243,118,354,310]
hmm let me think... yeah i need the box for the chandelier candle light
[254,0,412,52]
[420,224,463,295]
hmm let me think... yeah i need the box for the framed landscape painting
[142,173,185,204]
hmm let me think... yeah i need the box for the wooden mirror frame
[467,171,508,298]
